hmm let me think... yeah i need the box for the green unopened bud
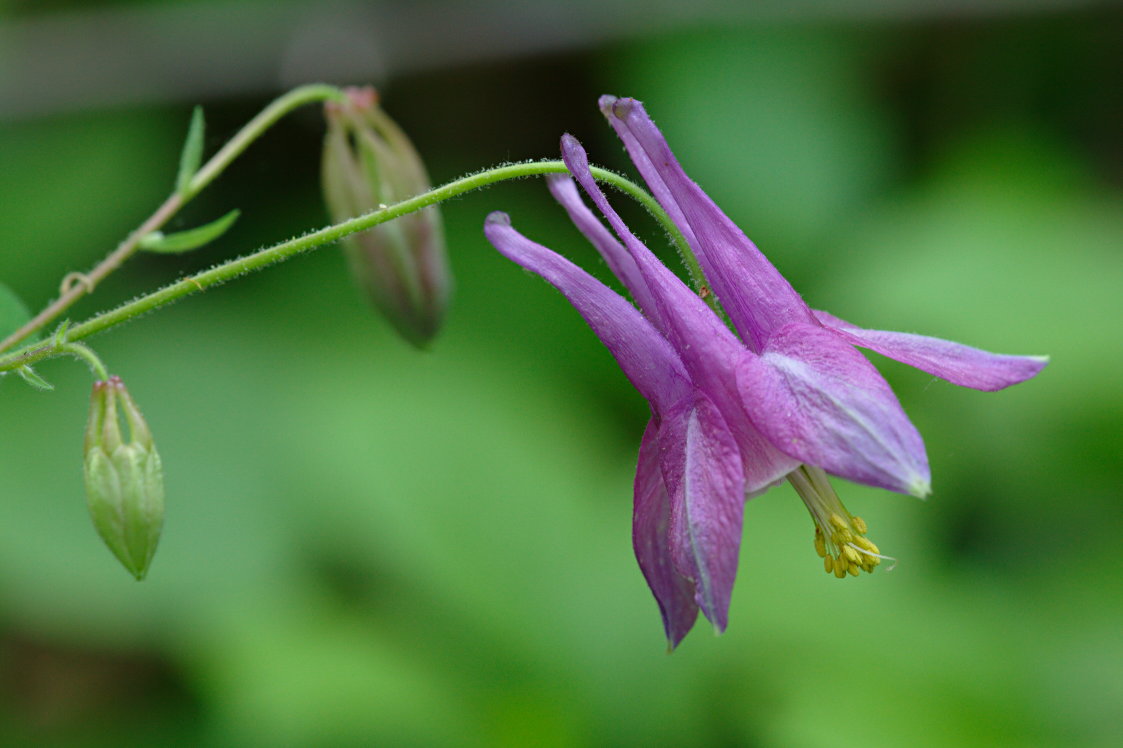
[322,86,452,348]
[83,376,165,580]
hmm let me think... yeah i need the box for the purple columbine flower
[484,97,1047,649]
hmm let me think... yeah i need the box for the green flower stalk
[322,86,452,347]
[83,376,165,580]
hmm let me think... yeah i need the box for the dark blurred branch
[0,0,1101,120]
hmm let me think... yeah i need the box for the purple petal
[814,310,1049,392]
[560,135,800,496]
[559,136,743,400]
[546,175,660,322]
[633,419,699,649]
[724,415,802,497]
[599,95,814,352]
[485,212,690,413]
[738,322,931,497]
[657,396,746,633]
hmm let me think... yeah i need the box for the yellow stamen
[787,465,894,579]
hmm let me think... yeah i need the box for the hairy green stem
[56,342,109,381]
[0,160,707,374]
[0,84,346,355]
[183,83,346,199]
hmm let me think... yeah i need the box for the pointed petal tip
[910,476,932,500]
[698,595,730,637]
[665,625,693,652]
[665,629,685,653]
[989,353,1049,390]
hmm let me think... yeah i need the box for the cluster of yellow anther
[812,513,881,578]
[788,464,890,579]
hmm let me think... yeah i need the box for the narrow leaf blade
[140,209,240,254]
[17,365,53,391]
[176,106,206,195]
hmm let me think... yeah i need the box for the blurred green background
[2,1,1121,746]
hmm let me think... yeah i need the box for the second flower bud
[322,87,452,348]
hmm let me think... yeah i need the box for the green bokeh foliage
[1,10,1120,748]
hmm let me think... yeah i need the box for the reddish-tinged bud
[83,376,165,580]
[322,86,452,348]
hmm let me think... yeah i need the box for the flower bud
[322,86,452,348]
[83,376,165,580]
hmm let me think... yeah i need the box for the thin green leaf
[52,319,71,346]
[176,105,206,196]
[140,209,240,254]
[0,281,40,343]
[17,365,53,391]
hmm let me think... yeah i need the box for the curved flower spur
[484,97,1047,648]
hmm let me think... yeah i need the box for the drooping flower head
[485,97,1047,648]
